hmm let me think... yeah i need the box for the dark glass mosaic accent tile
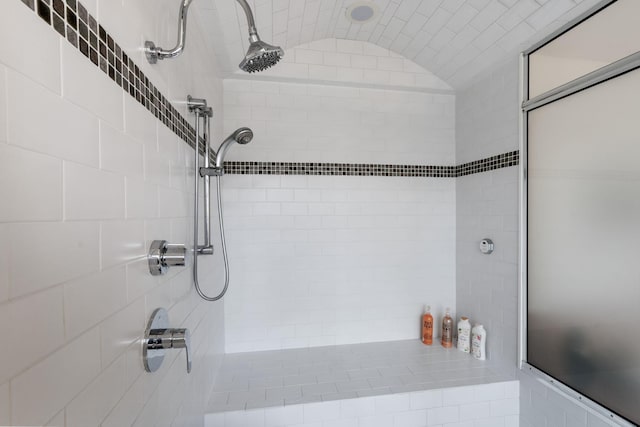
[52,13,65,36]
[98,25,106,42]
[67,7,77,29]
[79,36,88,57]
[99,56,107,74]
[90,47,98,66]
[21,0,35,10]
[37,0,51,23]
[88,15,97,33]
[89,31,97,49]
[52,0,64,17]
[67,0,76,11]
[67,26,77,47]
[77,2,87,22]
[78,20,87,39]
[99,41,106,58]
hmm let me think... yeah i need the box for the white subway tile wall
[455,57,520,165]
[222,173,456,353]
[0,1,225,426]
[221,41,457,354]
[205,379,519,427]
[456,58,520,382]
[224,78,456,165]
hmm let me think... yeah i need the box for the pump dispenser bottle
[421,305,433,345]
[441,307,453,348]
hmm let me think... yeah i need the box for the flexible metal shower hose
[193,175,229,302]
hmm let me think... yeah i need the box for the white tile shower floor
[207,339,510,412]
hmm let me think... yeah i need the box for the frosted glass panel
[529,0,640,99]
[528,68,640,425]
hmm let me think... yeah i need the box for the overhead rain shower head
[236,0,284,73]
[240,40,285,73]
[145,0,283,73]
[215,127,253,168]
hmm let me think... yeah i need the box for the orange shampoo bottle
[421,305,433,345]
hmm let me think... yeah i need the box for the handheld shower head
[236,0,284,73]
[215,127,253,168]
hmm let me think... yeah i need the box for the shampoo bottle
[472,324,487,360]
[457,317,471,353]
[441,307,453,348]
[421,305,433,345]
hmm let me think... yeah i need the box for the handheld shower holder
[200,166,224,177]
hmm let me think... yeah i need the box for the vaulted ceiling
[196,0,602,88]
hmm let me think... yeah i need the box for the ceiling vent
[346,2,378,23]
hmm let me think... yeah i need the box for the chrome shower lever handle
[143,308,192,374]
[170,328,191,373]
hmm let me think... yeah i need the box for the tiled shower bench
[205,340,519,427]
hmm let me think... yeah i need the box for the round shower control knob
[148,240,187,276]
[479,238,494,254]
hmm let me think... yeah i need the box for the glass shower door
[527,67,640,425]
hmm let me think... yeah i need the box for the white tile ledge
[205,340,519,426]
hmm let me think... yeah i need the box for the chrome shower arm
[235,0,258,40]
[145,0,194,64]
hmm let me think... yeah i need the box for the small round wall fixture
[346,2,379,24]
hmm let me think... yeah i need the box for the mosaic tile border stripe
[223,162,458,177]
[21,0,197,149]
[225,151,519,177]
[20,0,519,178]
[457,150,519,177]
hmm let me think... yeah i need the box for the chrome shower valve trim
[148,240,188,276]
[143,308,192,374]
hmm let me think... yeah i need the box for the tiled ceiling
[196,0,603,88]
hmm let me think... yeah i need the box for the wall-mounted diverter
[148,240,188,276]
[143,308,191,373]
[479,238,494,254]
